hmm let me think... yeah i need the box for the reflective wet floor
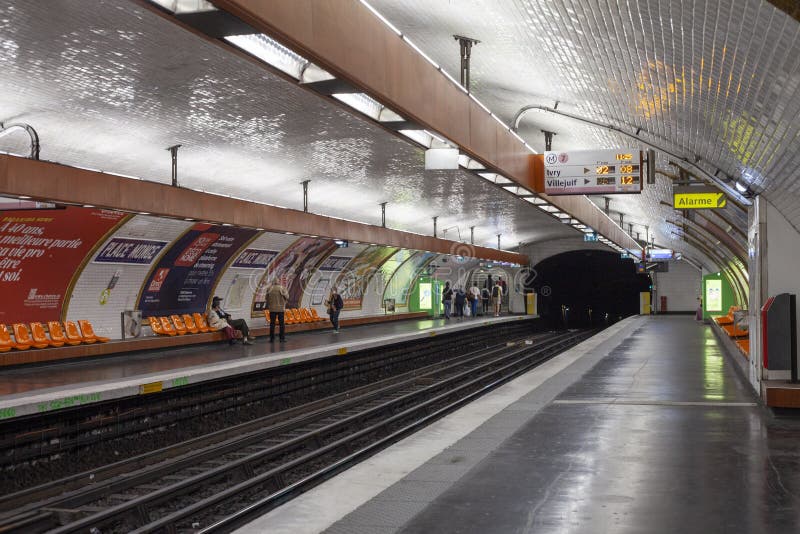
[337,317,800,534]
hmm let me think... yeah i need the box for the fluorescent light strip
[469,93,492,114]
[440,69,468,93]
[225,34,307,79]
[358,0,403,36]
[509,129,526,144]
[490,113,509,129]
[402,36,439,69]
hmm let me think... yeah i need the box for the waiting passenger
[267,278,290,342]
[492,283,503,317]
[324,286,344,333]
[469,282,480,318]
[210,297,253,345]
[442,282,453,319]
[481,286,490,315]
[454,286,466,319]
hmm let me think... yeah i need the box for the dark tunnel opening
[526,250,651,329]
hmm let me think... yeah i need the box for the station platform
[0,315,530,421]
[242,315,800,534]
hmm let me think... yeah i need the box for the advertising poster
[251,237,338,313]
[706,279,723,312]
[309,255,352,305]
[93,237,167,265]
[137,223,258,317]
[383,251,436,307]
[0,207,127,323]
[335,245,399,309]
[223,248,279,312]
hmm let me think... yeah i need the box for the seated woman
[208,298,253,345]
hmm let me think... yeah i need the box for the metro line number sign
[533,149,644,196]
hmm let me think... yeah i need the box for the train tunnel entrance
[526,250,650,329]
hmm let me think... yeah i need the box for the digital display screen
[597,177,616,185]
[620,175,640,185]
[596,165,616,175]
[647,248,673,261]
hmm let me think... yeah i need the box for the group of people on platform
[442,274,507,319]
[205,274,508,345]
[207,279,344,346]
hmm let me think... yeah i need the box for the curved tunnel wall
[1,206,502,338]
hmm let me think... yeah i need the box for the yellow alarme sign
[673,190,727,209]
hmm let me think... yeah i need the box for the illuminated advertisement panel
[705,279,723,312]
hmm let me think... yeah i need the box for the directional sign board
[673,186,727,209]
[532,149,643,196]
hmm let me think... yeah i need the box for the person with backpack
[469,282,480,318]
[492,282,504,317]
[454,286,467,320]
[442,281,453,319]
[324,286,345,333]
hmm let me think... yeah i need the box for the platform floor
[243,316,800,534]
[0,315,528,419]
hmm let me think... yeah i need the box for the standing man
[324,286,344,333]
[469,282,480,318]
[442,281,453,320]
[267,277,290,342]
[492,282,503,317]
[211,296,254,345]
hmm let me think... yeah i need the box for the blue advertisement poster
[137,223,259,317]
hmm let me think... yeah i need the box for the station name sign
[672,186,727,209]
[531,149,643,196]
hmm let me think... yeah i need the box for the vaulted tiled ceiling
[0,0,579,251]
[370,0,800,270]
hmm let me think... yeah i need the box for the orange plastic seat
[48,321,77,346]
[192,313,212,333]
[169,315,189,335]
[293,308,303,323]
[310,308,323,322]
[263,310,271,324]
[736,338,750,357]
[722,323,748,338]
[0,324,16,352]
[159,316,177,336]
[181,314,200,334]
[78,320,110,343]
[64,321,90,344]
[713,306,740,326]
[148,316,166,335]
[31,322,63,348]
[284,309,296,325]
[13,323,47,349]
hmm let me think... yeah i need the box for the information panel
[539,149,643,195]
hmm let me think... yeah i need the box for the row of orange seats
[713,306,749,356]
[0,320,109,351]
[148,313,213,336]
[264,308,326,325]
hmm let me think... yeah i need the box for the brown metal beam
[0,155,527,264]
[210,0,639,252]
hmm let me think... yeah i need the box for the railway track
[0,320,537,496]
[0,328,592,533]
